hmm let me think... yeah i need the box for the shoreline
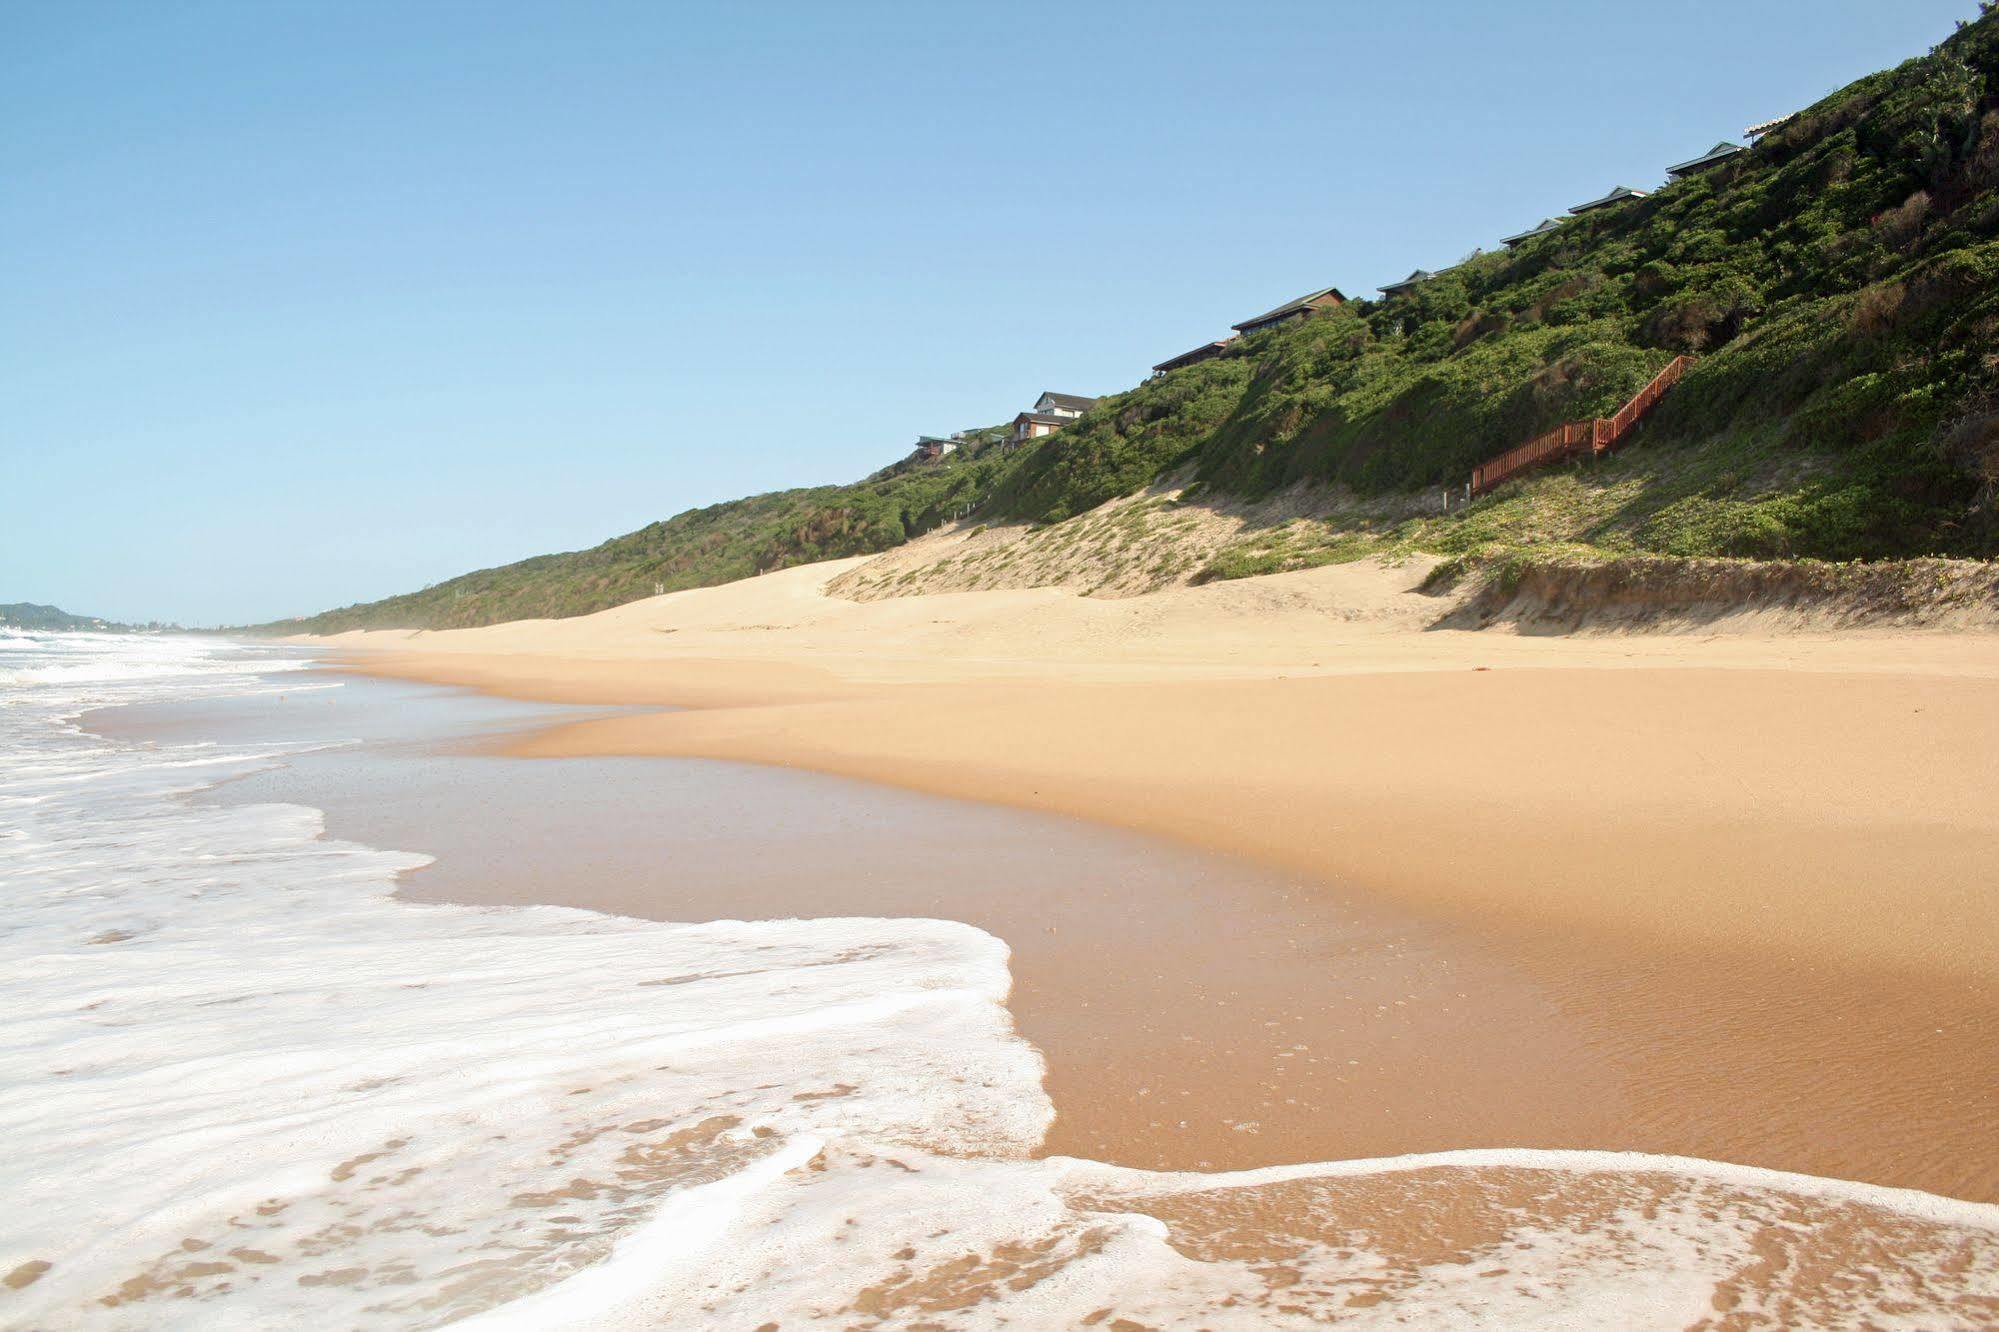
[298,557,1999,1201]
[19,628,1999,1329]
[102,667,1580,1176]
[336,648,1999,987]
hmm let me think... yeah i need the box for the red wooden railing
[1468,355,1693,497]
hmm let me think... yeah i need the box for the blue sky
[3,0,1983,624]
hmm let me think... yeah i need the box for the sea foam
[4,632,1997,1330]
[0,633,1042,1328]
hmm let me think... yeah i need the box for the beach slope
[306,556,1999,1199]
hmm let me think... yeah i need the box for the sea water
[4,632,1997,1329]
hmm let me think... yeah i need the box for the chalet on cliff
[1010,391,1098,444]
[1231,286,1346,336]
[911,435,958,462]
[1666,142,1746,179]
[1500,219,1564,248]
[1569,185,1648,215]
[1034,391,1096,416]
[1377,269,1434,298]
[1151,334,1238,376]
[1743,113,1796,141]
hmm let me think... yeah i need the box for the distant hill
[1,603,131,632]
[289,9,1999,633]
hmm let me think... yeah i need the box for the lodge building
[1151,335,1238,376]
[1569,184,1649,215]
[1010,391,1099,444]
[1231,286,1346,336]
[1377,269,1434,298]
[1666,142,1747,179]
[1500,218,1564,248]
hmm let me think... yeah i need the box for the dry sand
[305,556,1999,1200]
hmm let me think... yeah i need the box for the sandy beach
[308,554,1999,1204]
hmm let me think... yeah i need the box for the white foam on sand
[4,634,1997,1330]
[0,634,1043,1329]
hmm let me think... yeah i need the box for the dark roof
[915,435,954,446]
[1667,142,1746,177]
[1013,411,1071,427]
[1569,185,1648,214]
[1036,391,1098,412]
[1500,218,1564,247]
[1377,269,1435,296]
[1231,286,1346,333]
[1151,336,1238,374]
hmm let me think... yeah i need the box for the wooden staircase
[1468,355,1694,497]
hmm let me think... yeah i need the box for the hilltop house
[1500,218,1564,248]
[1377,269,1434,298]
[1010,391,1098,444]
[1231,286,1346,336]
[911,435,958,462]
[1034,391,1096,417]
[1151,334,1238,376]
[1743,113,1796,141]
[1667,142,1746,178]
[1569,185,1649,215]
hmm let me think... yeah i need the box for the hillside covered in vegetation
[0,603,158,633]
[288,432,1011,632]
[291,10,1999,633]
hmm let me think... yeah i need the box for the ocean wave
[0,636,1044,1330]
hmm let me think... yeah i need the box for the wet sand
[90,676,1604,1175]
[295,557,1999,1204]
[66,644,1999,1325]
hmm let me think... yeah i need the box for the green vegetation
[1004,9,1999,565]
[289,432,1016,632]
[1193,420,1970,587]
[1007,10,1999,552]
[0,603,162,632]
[289,11,1999,631]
